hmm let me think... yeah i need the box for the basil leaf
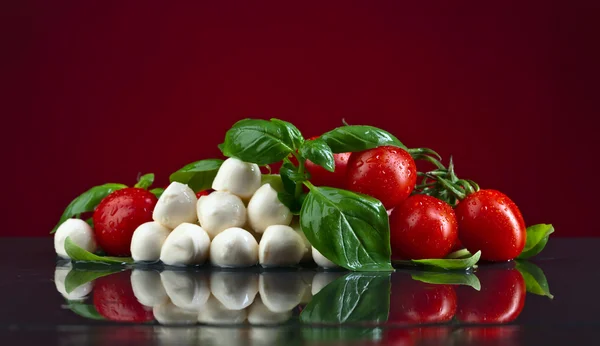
[64,237,133,265]
[398,251,481,270]
[517,224,554,259]
[51,183,128,234]
[169,159,224,192]
[65,268,121,294]
[299,139,335,172]
[134,173,154,189]
[67,301,105,320]
[221,119,303,165]
[300,186,393,271]
[261,174,284,192]
[515,260,554,299]
[445,249,471,259]
[320,125,407,153]
[277,191,304,215]
[85,218,94,227]
[150,187,164,199]
[411,272,481,291]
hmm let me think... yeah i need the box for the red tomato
[455,190,526,261]
[93,188,157,256]
[346,146,417,209]
[93,271,154,323]
[305,152,351,189]
[196,189,212,198]
[389,195,458,260]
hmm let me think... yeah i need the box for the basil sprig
[169,159,224,192]
[518,224,554,259]
[299,138,335,172]
[319,125,406,153]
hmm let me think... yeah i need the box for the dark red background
[2,1,598,237]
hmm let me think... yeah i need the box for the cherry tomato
[346,146,417,209]
[305,152,351,189]
[196,189,212,198]
[389,195,458,260]
[93,271,154,322]
[455,190,526,261]
[93,188,157,256]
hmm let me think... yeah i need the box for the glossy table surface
[1,238,599,345]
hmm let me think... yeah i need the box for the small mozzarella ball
[212,157,261,199]
[197,191,246,239]
[54,265,92,300]
[54,219,97,258]
[210,272,258,310]
[258,225,306,267]
[131,270,168,307]
[259,273,306,313]
[160,223,210,266]
[161,271,210,311]
[154,300,199,325]
[247,184,292,233]
[290,218,313,262]
[153,182,198,229]
[130,222,170,262]
[210,227,258,268]
[312,247,340,269]
[197,296,247,325]
[247,297,292,325]
[312,272,344,295]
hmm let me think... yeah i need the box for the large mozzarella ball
[153,182,198,229]
[210,227,258,268]
[197,191,246,239]
[312,247,340,269]
[258,273,306,313]
[159,223,210,266]
[212,158,261,199]
[247,297,292,325]
[54,218,97,258]
[290,218,313,263]
[130,270,168,307]
[197,296,247,325]
[210,272,258,310]
[258,225,306,267]
[161,271,210,311]
[154,300,199,325]
[54,265,92,300]
[247,184,292,233]
[130,222,170,262]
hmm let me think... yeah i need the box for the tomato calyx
[417,157,480,205]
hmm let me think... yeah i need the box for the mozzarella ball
[258,225,306,267]
[130,222,170,262]
[197,191,246,239]
[54,218,97,258]
[312,272,344,295]
[197,296,247,325]
[54,265,92,300]
[312,247,340,269]
[153,182,198,229]
[154,300,199,325]
[210,227,258,268]
[290,218,313,262]
[247,184,292,233]
[160,223,210,266]
[212,157,261,199]
[210,272,258,310]
[247,297,292,325]
[161,271,210,311]
[258,273,306,313]
[131,270,168,307]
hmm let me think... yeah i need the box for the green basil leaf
[169,159,224,192]
[65,237,133,265]
[134,173,154,189]
[221,119,302,165]
[67,301,105,320]
[261,174,285,192]
[515,260,554,299]
[277,191,304,215]
[300,186,393,271]
[279,163,298,194]
[411,272,481,291]
[65,268,122,294]
[517,224,554,259]
[85,218,94,227]
[150,187,165,199]
[445,249,472,259]
[399,251,481,270]
[299,139,335,172]
[51,183,128,234]
[320,125,407,153]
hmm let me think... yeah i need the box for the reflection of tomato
[382,329,414,346]
[456,268,525,324]
[453,326,520,346]
[93,271,154,322]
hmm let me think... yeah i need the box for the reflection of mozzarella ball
[161,271,210,311]
[210,272,258,310]
[312,247,340,269]
[258,225,306,267]
[197,191,246,239]
[312,272,344,295]
[154,300,198,325]
[212,157,261,200]
[199,327,244,346]
[247,297,292,325]
[290,218,312,262]
[131,270,168,307]
[247,184,292,233]
[54,265,92,300]
[160,223,210,266]
[155,327,200,346]
[130,222,170,262]
[153,182,198,229]
[54,219,97,258]
[197,296,247,324]
[210,227,258,268]
[259,273,306,313]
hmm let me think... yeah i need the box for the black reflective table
[1,238,599,345]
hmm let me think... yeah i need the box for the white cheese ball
[312,272,344,295]
[258,273,306,313]
[210,227,258,268]
[197,296,247,325]
[212,157,261,199]
[131,270,168,307]
[312,247,340,269]
[210,272,258,310]
[290,218,313,263]
[247,184,292,233]
[130,222,170,262]
[161,271,210,311]
[54,265,92,301]
[54,218,97,258]
[160,223,210,266]
[247,297,292,325]
[197,191,246,239]
[154,300,199,325]
[258,225,306,267]
[153,182,198,229]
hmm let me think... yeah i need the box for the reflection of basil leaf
[65,237,133,265]
[411,272,481,291]
[150,187,164,199]
[51,183,128,233]
[134,173,154,189]
[67,301,105,320]
[320,125,406,153]
[65,268,121,294]
[302,327,383,342]
[515,260,554,299]
[395,251,481,270]
[169,159,224,192]
[299,139,335,172]
[518,224,554,259]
